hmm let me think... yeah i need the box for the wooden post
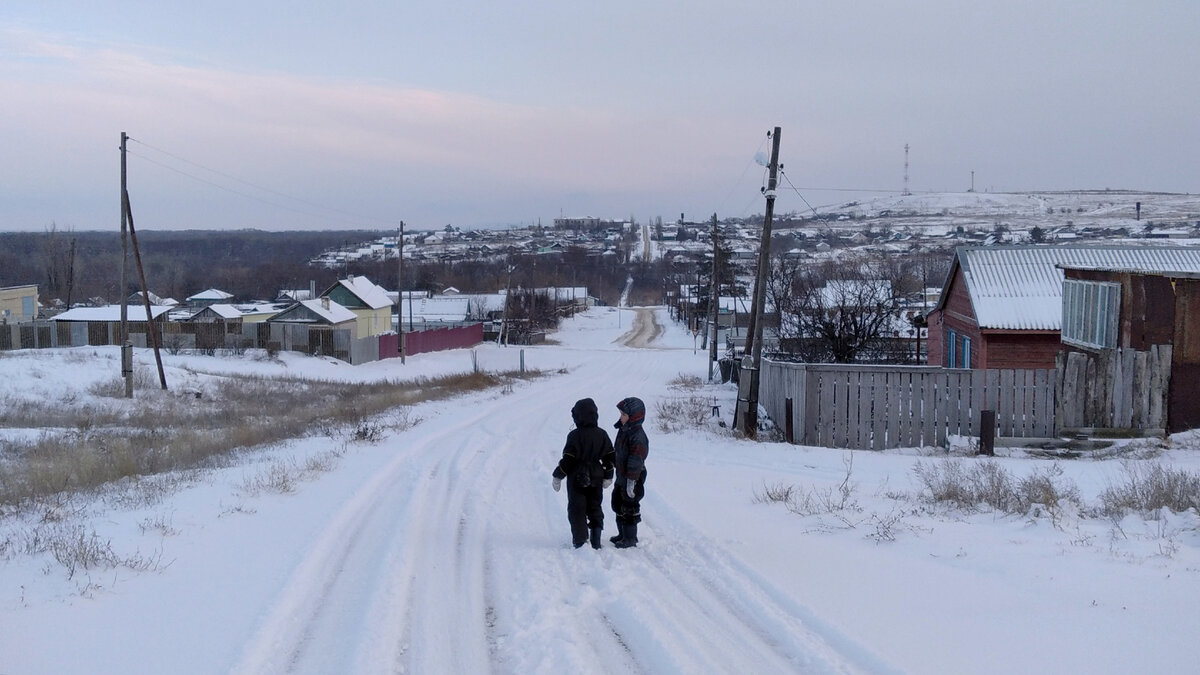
[785,397,794,444]
[398,222,405,364]
[124,195,167,390]
[979,409,996,456]
[708,212,719,382]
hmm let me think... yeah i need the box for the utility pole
[119,132,133,398]
[736,126,781,438]
[397,222,405,363]
[124,195,167,390]
[708,212,719,381]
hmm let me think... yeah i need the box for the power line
[778,169,819,216]
[126,137,393,227]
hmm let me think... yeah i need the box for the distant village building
[186,288,234,308]
[0,285,39,323]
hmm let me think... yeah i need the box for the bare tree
[777,259,902,363]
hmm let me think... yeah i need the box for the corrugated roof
[52,305,173,322]
[958,244,1200,330]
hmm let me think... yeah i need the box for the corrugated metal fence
[760,359,1055,449]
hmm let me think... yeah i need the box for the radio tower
[902,143,911,196]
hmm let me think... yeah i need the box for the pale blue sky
[2,2,1197,231]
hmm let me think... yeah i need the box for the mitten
[552,476,562,492]
[626,481,636,499]
[602,478,612,489]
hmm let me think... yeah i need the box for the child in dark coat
[552,398,615,549]
[611,396,649,548]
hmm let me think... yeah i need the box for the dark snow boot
[590,527,603,550]
[614,522,638,549]
[609,522,625,544]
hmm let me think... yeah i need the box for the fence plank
[874,371,889,450]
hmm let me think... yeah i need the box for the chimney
[321,297,330,310]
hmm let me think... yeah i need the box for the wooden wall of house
[1170,278,1200,432]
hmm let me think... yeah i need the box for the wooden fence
[1055,346,1170,434]
[759,360,1055,450]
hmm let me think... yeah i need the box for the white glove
[602,478,612,489]
[626,482,636,499]
[552,476,562,492]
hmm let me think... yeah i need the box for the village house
[186,288,234,308]
[268,297,358,333]
[927,244,1200,369]
[320,275,393,338]
[0,284,39,323]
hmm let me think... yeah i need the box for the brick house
[927,245,1200,369]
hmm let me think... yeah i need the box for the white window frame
[1062,279,1120,350]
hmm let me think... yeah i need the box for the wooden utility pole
[708,212,719,381]
[124,195,167,390]
[65,238,76,310]
[397,222,405,363]
[119,132,133,398]
[736,126,781,437]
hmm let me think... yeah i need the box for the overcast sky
[2,2,1197,232]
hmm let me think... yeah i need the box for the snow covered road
[227,308,884,673]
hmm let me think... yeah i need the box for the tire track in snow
[231,384,545,674]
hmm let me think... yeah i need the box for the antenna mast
[903,143,911,196]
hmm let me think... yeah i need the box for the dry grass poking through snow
[0,369,525,507]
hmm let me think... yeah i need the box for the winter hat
[571,397,599,427]
[616,397,646,425]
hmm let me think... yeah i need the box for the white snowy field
[2,306,1200,674]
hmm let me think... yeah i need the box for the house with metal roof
[268,297,358,331]
[320,275,393,338]
[927,244,1200,369]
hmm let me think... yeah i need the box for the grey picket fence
[759,360,1055,449]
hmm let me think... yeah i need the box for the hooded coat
[613,396,649,487]
[553,398,615,487]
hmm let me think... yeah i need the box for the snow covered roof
[334,275,392,310]
[195,304,244,320]
[186,288,234,302]
[399,297,470,322]
[297,298,357,324]
[819,279,891,307]
[52,305,172,322]
[948,244,1200,330]
[717,296,752,313]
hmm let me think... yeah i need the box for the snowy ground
[3,307,1200,673]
